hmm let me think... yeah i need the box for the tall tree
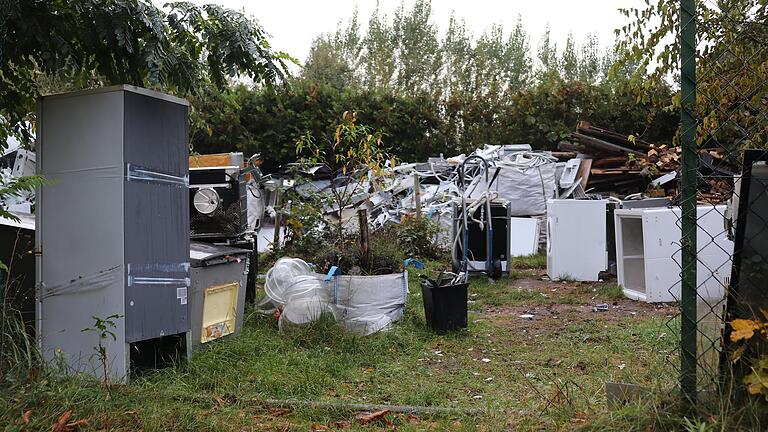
[578,33,601,83]
[362,5,396,89]
[561,32,579,81]
[440,13,474,96]
[473,24,507,96]
[505,16,533,91]
[303,36,357,89]
[537,25,559,76]
[392,0,441,95]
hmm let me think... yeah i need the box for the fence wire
[676,0,768,406]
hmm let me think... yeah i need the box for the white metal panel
[546,199,608,281]
[509,217,540,257]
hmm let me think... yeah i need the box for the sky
[190,0,645,63]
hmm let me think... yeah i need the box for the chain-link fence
[676,0,768,405]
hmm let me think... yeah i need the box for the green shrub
[393,215,445,260]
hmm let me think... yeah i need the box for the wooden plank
[590,168,643,175]
[578,158,593,189]
[189,153,238,168]
[576,121,654,151]
[591,157,628,168]
[573,132,647,157]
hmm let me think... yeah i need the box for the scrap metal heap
[265,144,560,248]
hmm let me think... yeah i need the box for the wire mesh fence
[676,0,768,405]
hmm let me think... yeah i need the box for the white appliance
[546,199,609,281]
[510,217,540,257]
[614,206,733,303]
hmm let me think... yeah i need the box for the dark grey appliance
[37,85,190,382]
[452,200,512,277]
[189,167,248,239]
[724,149,768,391]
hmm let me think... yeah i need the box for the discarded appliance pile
[264,144,560,268]
[546,124,739,307]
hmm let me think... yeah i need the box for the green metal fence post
[679,0,698,402]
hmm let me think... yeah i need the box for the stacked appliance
[187,153,259,346]
[37,86,190,382]
[189,242,249,351]
[190,161,248,239]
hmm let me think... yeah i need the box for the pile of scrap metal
[557,121,736,203]
[261,144,562,253]
[0,136,36,213]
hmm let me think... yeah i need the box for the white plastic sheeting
[332,273,409,335]
[467,153,558,216]
[263,257,408,335]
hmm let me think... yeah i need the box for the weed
[81,314,121,390]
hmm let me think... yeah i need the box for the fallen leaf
[268,407,292,417]
[51,411,72,432]
[310,423,328,431]
[731,319,761,342]
[330,420,351,429]
[22,410,32,424]
[406,414,419,424]
[356,409,390,425]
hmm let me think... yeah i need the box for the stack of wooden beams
[558,121,660,194]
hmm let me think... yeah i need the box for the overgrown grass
[1,259,762,431]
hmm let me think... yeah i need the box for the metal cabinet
[37,86,190,382]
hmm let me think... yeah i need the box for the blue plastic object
[403,258,425,269]
[325,266,340,281]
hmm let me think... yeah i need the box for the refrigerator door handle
[547,217,553,254]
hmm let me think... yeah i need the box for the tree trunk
[358,208,370,271]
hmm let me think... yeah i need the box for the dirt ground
[480,268,677,334]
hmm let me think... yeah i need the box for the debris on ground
[356,409,390,426]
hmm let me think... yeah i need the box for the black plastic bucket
[421,280,468,334]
